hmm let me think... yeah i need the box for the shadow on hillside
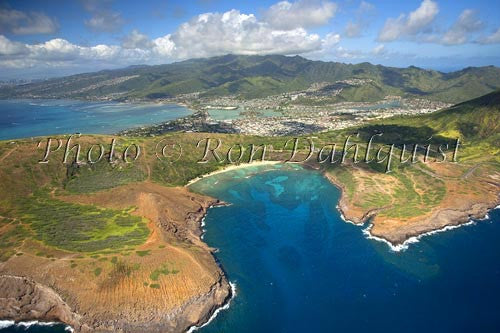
[356,124,456,145]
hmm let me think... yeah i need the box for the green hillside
[2,54,500,103]
[348,90,500,164]
[387,89,500,140]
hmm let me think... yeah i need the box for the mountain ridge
[1,54,500,103]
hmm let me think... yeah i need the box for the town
[120,82,450,137]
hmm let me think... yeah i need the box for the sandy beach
[186,161,281,186]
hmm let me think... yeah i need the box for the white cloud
[5,0,496,78]
[80,0,107,12]
[0,7,325,72]
[442,9,482,45]
[325,44,388,61]
[478,27,500,44]
[379,4,486,46]
[378,0,438,42]
[334,46,363,59]
[372,44,386,55]
[359,1,375,13]
[0,35,28,55]
[153,35,175,56]
[122,30,154,49]
[263,0,337,30]
[81,0,124,32]
[323,33,341,48]
[0,8,58,35]
[0,35,149,69]
[345,22,362,38]
[305,33,349,60]
[85,11,124,33]
[165,9,322,58]
[344,1,375,38]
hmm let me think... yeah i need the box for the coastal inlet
[190,163,500,333]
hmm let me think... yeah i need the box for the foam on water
[0,320,73,332]
[186,282,237,333]
[0,321,15,329]
[362,205,500,252]
[193,166,500,332]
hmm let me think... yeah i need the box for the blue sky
[1,0,500,79]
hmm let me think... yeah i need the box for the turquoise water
[0,99,192,140]
[190,164,500,333]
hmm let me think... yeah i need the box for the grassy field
[17,189,149,253]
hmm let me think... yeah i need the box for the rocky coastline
[0,189,233,333]
[324,171,500,250]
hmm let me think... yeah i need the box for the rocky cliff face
[0,275,83,329]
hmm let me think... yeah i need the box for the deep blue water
[189,164,500,333]
[1,143,499,333]
[0,99,192,140]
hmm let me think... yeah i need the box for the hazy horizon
[1,53,499,81]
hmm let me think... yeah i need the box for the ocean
[0,99,192,140]
[188,164,500,333]
[0,321,68,332]
[1,111,499,332]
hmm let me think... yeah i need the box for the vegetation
[0,78,498,332]
[2,54,500,103]
[323,91,500,220]
[136,250,151,257]
[16,189,149,253]
[150,264,179,281]
[0,89,498,263]
[0,223,28,261]
[98,259,138,289]
[65,161,146,193]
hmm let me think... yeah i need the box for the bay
[0,99,192,140]
[189,164,500,333]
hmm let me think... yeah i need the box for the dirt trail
[414,164,445,180]
[462,163,482,179]
[0,146,17,163]
[135,188,212,278]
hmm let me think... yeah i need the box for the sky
[1,0,500,79]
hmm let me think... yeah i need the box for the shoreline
[361,204,500,252]
[0,320,73,332]
[183,193,239,331]
[1,161,497,330]
[0,275,82,332]
[189,164,499,253]
[186,281,237,333]
[183,162,289,332]
[186,160,281,186]
[0,184,233,333]
[324,170,500,251]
